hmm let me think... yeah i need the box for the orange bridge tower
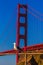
[16,4,27,64]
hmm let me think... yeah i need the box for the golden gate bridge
[0,4,43,65]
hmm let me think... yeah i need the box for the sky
[0,0,43,65]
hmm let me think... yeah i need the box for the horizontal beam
[0,50,43,56]
[22,44,43,51]
[0,44,43,56]
[18,53,43,54]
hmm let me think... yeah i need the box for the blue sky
[0,0,43,65]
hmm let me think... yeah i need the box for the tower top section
[16,4,27,49]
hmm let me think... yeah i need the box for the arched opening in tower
[29,56,38,65]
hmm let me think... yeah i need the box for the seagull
[13,42,18,50]
[13,42,23,51]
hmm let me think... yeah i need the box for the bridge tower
[16,4,27,64]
